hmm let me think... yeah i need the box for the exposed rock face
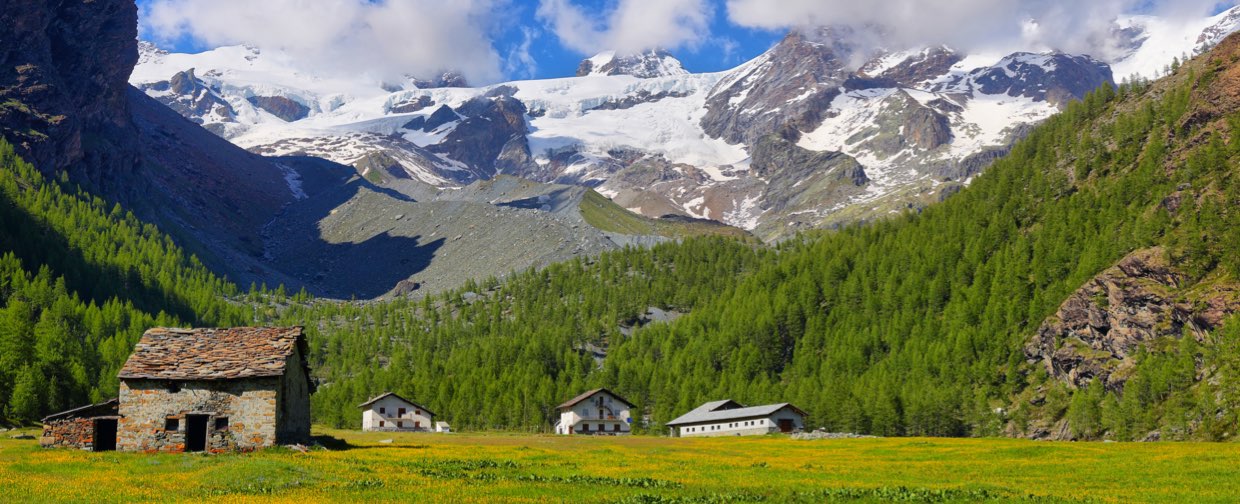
[576,49,687,78]
[0,0,139,183]
[138,69,236,132]
[945,53,1115,107]
[410,71,469,89]
[590,90,691,111]
[701,29,850,146]
[903,107,952,150]
[390,95,434,114]
[427,96,533,178]
[749,134,868,215]
[862,47,963,87]
[247,96,310,122]
[1025,248,1240,390]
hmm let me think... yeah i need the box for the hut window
[415,410,421,416]
[379,421,385,427]
[397,421,404,428]
[379,407,386,414]
[165,418,179,431]
[215,417,229,431]
[398,407,406,416]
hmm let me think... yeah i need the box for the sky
[137,0,1237,85]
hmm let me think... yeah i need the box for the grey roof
[665,400,806,426]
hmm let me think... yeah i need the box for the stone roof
[357,392,437,416]
[665,400,806,426]
[118,327,306,381]
[555,388,636,410]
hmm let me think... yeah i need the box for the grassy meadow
[1,428,1238,503]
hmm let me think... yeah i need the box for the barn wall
[276,349,312,444]
[117,378,280,452]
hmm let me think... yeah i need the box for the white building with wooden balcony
[359,392,436,432]
[554,388,634,435]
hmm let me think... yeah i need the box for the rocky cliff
[0,0,139,186]
[1024,248,1240,390]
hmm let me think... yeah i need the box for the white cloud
[141,0,508,84]
[725,0,1237,60]
[505,28,541,80]
[537,0,713,56]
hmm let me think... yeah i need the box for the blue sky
[136,0,1237,84]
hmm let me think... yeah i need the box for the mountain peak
[576,49,687,78]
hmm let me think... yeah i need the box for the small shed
[359,392,436,432]
[435,421,452,433]
[40,398,120,451]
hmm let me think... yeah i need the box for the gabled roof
[118,327,308,382]
[556,388,636,410]
[358,392,437,416]
[41,398,119,423]
[665,400,807,426]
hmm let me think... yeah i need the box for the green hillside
[579,189,753,240]
[0,139,249,422]
[285,36,1240,439]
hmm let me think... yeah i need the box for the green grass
[4,428,1240,503]
[579,190,753,240]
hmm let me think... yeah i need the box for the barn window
[416,410,421,415]
[215,417,229,431]
[398,421,404,428]
[379,407,386,414]
[165,418,179,431]
[379,421,385,427]
[415,421,421,428]
[398,407,407,416]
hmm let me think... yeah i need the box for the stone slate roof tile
[118,327,304,381]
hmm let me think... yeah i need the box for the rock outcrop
[247,96,310,122]
[576,49,687,78]
[1025,248,1240,390]
[0,0,139,184]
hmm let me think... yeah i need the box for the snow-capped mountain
[130,7,1240,241]
[576,49,689,78]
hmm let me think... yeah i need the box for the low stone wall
[41,418,94,450]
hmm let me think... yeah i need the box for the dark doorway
[186,415,209,452]
[93,419,117,452]
[778,419,794,433]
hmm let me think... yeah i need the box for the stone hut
[115,327,314,453]
[40,398,120,451]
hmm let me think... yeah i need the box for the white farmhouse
[666,400,806,437]
[554,388,634,435]
[359,392,436,432]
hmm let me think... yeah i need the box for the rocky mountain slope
[131,8,1240,241]
[0,0,735,300]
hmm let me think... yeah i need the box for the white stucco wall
[554,391,632,435]
[361,396,434,431]
[676,408,804,438]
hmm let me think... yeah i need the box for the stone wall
[117,378,279,453]
[276,350,312,444]
[40,418,95,449]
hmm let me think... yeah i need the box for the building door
[93,419,117,452]
[778,419,794,433]
[186,415,209,452]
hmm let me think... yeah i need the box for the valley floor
[1,429,1238,503]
